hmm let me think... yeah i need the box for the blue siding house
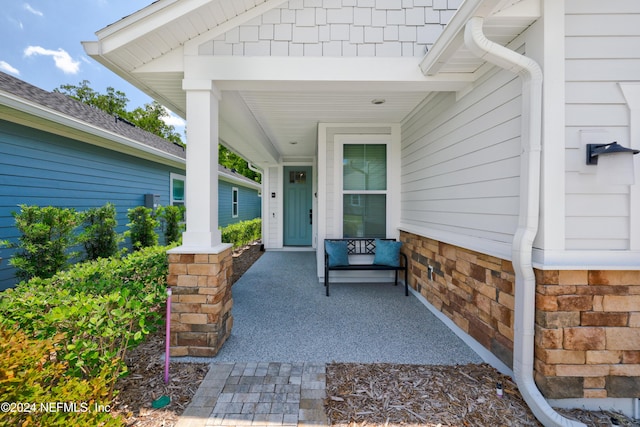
[0,72,261,290]
[217,165,262,228]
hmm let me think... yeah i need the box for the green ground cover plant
[0,245,171,426]
[0,327,122,427]
[221,218,261,248]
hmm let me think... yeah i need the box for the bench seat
[323,238,408,297]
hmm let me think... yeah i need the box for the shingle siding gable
[199,1,459,57]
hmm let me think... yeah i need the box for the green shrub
[0,326,124,427]
[7,205,80,280]
[0,246,170,398]
[220,218,261,248]
[80,203,122,260]
[125,206,159,250]
[157,205,184,245]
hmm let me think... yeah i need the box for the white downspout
[464,17,585,427]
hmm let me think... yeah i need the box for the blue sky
[0,0,185,132]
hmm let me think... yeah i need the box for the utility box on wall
[144,194,160,210]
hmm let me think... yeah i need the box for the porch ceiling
[83,0,540,167]
[232,90,430,160]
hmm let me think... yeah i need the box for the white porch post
[181,79,223,249]
[167,80,234,358]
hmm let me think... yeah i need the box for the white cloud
[24,46,80,74]
[23,3,43,16]
[162,108,186,128]
[0,61,20,75]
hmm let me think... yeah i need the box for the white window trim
[232,187,239,218]
[334,134,397,238]
[170,172,186,206]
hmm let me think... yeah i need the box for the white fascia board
[184,56,473,92]
[93,0,210,54]
[0,92,185,170]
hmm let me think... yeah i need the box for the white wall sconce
[586,141,640,185]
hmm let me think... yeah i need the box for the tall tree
[55,80,128,117]
[219,145,261,183]
[129,101,183,145]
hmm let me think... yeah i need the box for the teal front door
[284,166,313,246]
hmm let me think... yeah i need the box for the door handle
[309,209,313,225]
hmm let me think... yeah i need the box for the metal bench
[323,238,408,297]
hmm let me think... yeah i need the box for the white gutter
[464,17,585,427]
[247,162,263,176]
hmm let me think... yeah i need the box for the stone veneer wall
[399,231,516,368]
[167,248,234,357]
[534,270,640,399]
[400,231,640,400]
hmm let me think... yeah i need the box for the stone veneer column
[167,246,233,357]
[534,269,640,400]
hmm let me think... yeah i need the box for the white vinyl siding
[400,66,522,254]
[564,0,640,250]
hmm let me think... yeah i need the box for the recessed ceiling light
[371,98,386,105]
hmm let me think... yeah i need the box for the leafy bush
[0,246,170,398]
[0,326,123,427]
[221,218,261,248]
[157,205,184,245]
[126,206,159,250]
[80,203,122,260]
[6,205,80,280]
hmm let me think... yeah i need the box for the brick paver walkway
[175,362,328,427]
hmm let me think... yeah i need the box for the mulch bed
[325,363,640,427]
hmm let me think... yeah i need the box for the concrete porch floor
[174,251,482,427]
